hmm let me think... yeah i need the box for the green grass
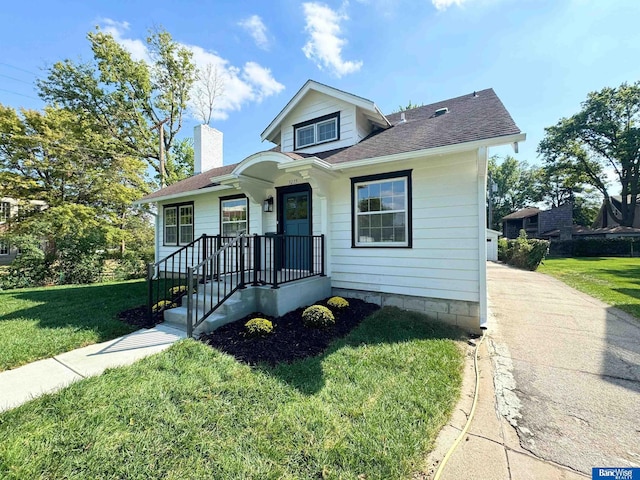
[539,257,640,319]
[0,281,146,371]
[0,308,464,480]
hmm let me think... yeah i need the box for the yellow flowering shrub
[302,305,335,328]
[245,318,274,337]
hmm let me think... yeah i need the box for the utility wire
[0,73,35,85]
[0,62,39,77]
[0,88,40,101]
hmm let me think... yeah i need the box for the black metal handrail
[149,233,326,335]
[146,234,235,321]
[186,233,249,337]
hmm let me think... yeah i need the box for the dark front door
[282,190,310,270]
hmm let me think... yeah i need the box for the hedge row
[498,232,549,271]
[549,237,640,257]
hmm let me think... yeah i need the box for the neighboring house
[0,197,47,265]
[501,202,573,240]
[592,195,640,229]
[137,80,524,334]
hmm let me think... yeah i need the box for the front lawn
[0,280,145,371]
[539,257,640,319]
[0,308,464,479]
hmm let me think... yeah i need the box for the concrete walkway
[486,262,640,474]
[0,324,186,412]
[427,262,639,479]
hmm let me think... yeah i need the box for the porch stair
[163,281,256,336]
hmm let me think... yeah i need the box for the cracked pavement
[487,262,640,474]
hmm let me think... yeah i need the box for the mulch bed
[118,305,160,329]
[200,298,380,366]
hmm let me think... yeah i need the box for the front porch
[148,233,328,336]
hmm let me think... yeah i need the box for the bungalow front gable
[137,80,525,335]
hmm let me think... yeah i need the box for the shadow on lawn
[0,281,146,337]
[260,307,467,395]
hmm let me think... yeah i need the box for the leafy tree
[393,101,424,113]
[0,105,148,210]
[37,27,197,186]
[165,138,194,185]
[538,81,640,227]
[487,156,542,230]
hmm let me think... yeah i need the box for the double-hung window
[0,242,8,255]
[0,202,10,223]
[294,112,339,149]
[352,170,412,248]
[220,196,248,236]
[164,202,194,246]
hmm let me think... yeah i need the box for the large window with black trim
[164,202,194,246]
[352,170,412,248]
[294,112,340,149]
[220,195,248,236]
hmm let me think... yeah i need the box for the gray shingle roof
[315,88,520,164]
[140,163,238,201]
[502,208,540,220]
[139,87,520,202]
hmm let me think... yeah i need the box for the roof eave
[330,133,526,171]
[261,80,388,143]
[134,184,233,205]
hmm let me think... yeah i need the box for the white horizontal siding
[327,150,481,302]
[281,91,359,154]
[156,193,260,260]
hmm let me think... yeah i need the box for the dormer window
[294,112,340,149]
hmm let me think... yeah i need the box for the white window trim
[221,197,249,237]
[294,115,339,149]
[353,176,410,247]
[0,241,9,255]
[0,202,10,224]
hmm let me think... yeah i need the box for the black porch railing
[147,233,325,335]
[146,234,236,321]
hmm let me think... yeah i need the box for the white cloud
[99,19,284,121]
[431,0,469,11]
[238,15,270,50]
[301,2,363,77]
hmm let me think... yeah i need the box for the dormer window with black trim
[294,112,340,149]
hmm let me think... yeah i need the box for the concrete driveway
[487,262,640,474]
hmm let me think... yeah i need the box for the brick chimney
[193,125,223,174]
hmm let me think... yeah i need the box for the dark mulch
[200,298,380,366]
[117,305,159,329]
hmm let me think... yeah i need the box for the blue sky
[2,0,640,167]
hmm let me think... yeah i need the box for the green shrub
[168,285,192,297]
[244,318,274,337]
[327,296,349,309]
[302,305,335,328]
[151,300,178,313]
[549,238,640,257]
[501,230,549,271]
[497,237,510,262]
[0,234,48,289]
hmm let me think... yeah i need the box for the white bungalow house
[136,80,524,336]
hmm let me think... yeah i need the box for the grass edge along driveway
[0,280,145,371]
[538,257,640,321]
[0,307,465,480]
